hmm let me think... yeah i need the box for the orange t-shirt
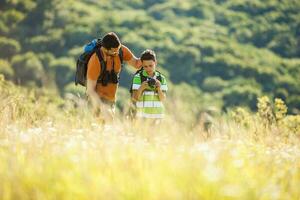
[87,45,136,102]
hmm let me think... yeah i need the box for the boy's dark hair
[102,32,121,49]
[140,49,156,62]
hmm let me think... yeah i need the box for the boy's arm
[156,87,166,101]
[155,80,166,101]
[133,81,148,101]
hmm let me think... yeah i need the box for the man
[86,32,141,121]
[131,49,168,121]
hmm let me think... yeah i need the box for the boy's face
[142,60,156,74]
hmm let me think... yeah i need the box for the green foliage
[1,0,36,12]
[230,96,299,137]
[0,9,25,26]
[257,96,276,127]
[223,84,262,110]
[202,76,228,92]
[11,52,45,86]
[50,57,75,90]
[1,0,299,113]
[274,98,288,122]
[0,37,21,58]
[257,96,289,127]
[0,59,14,79]
[230,107,252,128]
[286,95,300,114]
[283,115,300,136]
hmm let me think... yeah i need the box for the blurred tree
[202,76,228,92]
[0,0,299,113]
[0,37,21,59]
[0,59,14,80]
[11,52,45,86]
[50,57,75,91]
[223,85,262,111]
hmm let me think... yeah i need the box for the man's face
[104,45,120,57]
[142,60,156,74]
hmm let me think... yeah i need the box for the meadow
[0,76,299,200]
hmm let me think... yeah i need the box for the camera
[147,77,156,87]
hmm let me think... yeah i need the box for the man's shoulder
[121,44,131,53]
[88,52,100,67]
[121,44,134,61]
[121,44,128,49]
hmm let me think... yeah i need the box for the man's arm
[121,45,142,69]
[86,78,102,111]
[126,56,142,69]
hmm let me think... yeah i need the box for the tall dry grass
[0,75,300,200]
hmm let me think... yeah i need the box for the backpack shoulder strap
[119,47,123,66]
[156,70,162,82]
[129,68,144,95]
[95,47,106,82]
[139,69,147,83]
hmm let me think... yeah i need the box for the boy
[131,49,168,120]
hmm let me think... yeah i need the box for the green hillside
[1,0,299,113]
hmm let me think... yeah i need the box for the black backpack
[75,38,123,87]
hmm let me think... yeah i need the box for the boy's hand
[141,81,148,90]
[155,79,161,89]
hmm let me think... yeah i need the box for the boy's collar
[142,70,158,77]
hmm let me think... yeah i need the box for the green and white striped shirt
[132,70,168,119]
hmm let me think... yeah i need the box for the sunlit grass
[0,76,300,200]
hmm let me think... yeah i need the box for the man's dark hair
[102,32,121,49]
[140,49,156,62]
